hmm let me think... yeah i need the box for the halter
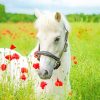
[34,24,68,70]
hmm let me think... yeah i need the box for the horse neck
[51,48,71,81]
[59,44,71,74]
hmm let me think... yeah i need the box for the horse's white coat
[0,11,71,100]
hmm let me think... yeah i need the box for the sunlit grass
[70,22,100,100]
[0,22,100,100]
[0,22,37,56]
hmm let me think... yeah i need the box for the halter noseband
[36,50,61,69]
[34,25,68,70]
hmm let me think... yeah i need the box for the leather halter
[35,25,68,70]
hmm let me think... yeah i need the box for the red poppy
[71,56,76,61]
[20,74,26,81]
[12,53,20,60]
[74,60,78,64]
[40,81,47,89]
[33,63,40,69]
[55,79,63,86]
[6,30,11,34]
[0,64,7,71]
[2,29,11,35]
[5,53,20,61]
[21,67,28,73]
[10,44,16,50]
[5,55,12,61]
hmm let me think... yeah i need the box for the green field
[0,22,100,100]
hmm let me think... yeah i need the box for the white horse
[28,11,72,99]
[0,11,71,100]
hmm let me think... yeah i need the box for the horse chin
[39,75,52,80]
[38,69,53,80]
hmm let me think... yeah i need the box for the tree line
[67,14,100,22]
[0,4,100,22]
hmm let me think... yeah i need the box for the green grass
[70,22,100,100]
[0,22,100,100]
[0,22,37,56]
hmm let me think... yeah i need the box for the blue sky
[0,0,100,14]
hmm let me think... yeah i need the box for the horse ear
[55,12,61,22]
[34,9,42,18]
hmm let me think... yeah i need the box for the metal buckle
[54,61,61,70]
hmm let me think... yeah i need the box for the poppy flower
[10,44,16,50]
[21,67,28,73]
[2,29,11,35]
[5,53,20,61]
[33,63,40,69]
[12,53,20,60]
[71,55,78,64]
[40,81,47,89]
[71,56,76,61]
[20,74,26,81]
[5,55,12,61]
[74,60,78,64]
[0,64,7,71]
[6,30,11,34]
[55,79,63,86]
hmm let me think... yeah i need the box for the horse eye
[54,37,60,43]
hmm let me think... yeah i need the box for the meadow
[0,22,100,100]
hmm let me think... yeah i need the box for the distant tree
[0,4,100,23]
[0,4,5,16]
[0,4,6,22]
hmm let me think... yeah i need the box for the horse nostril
[44,70,48,76]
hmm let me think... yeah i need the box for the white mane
[35,11,71,34]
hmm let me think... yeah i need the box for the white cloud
[0,0,100,14]
[33,0,100,7]
[69,0,100,7]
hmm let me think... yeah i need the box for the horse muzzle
[38,69,52,79]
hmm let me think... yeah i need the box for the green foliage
[0,4,100,22]
[0,4,5,15]
[67,13,100,22]
[0,13,37,22]
[0,4,37,22]
[0,13,99,23]
[70,22,100,100]
[0,4,6,22]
